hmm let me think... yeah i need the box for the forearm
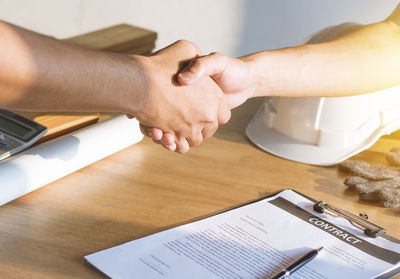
[245,20,400,97]
[0,21,146,113]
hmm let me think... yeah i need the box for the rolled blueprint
[0,115,143,205]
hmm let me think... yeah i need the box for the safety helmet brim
[245,105,383,166]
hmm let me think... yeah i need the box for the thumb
[178,52,227,86]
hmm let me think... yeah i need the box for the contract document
[85,190,400,279]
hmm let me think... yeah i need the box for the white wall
[238,0,399,55]
[0,0,244,56]
[0,0,398,56]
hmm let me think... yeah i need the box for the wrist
[115,54,152,117]
[227,55,256,100]
[240,51,281,98]
[240,53,268,98]
[123,54,168,125]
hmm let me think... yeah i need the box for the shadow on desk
[214,97,265,145]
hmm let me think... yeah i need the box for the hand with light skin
[142,5,400,149]
[140,52,256,149]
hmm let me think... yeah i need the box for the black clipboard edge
[213,188,400,244]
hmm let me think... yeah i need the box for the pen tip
[316,246,323,252]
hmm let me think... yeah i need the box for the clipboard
[292,189,400,279]
[85,188,400,279]
[226,189,400,279]
[217,189,400,242]
[195,189,400,279]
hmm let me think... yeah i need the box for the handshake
[130,40,257,153]
[4,18,396,153]
[0,20,257,153]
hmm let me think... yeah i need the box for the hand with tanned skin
[0,21,231,153]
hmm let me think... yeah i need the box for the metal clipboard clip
[313,201,386,238]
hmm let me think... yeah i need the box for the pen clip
[313,201,386,238]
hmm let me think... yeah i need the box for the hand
[133,41,231,153]
[178,52,256,108]
[142,52,256,150]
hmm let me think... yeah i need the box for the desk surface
[1,97,400,278]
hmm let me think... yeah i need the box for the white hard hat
[246,22,400,166]
[246,86,400,166]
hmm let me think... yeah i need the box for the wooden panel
[64,24,157,52]
[14,112,99,144]
[121,42,156,55]
[34,113,99,144]
[0,133,399,278]
[3,98,399,278]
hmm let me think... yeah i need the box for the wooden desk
[1,98,400,278]
[1,27,399,278]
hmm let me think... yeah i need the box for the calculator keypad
[0,133,22,152]
[0,140,10,150]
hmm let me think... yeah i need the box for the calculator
[0,109,47,162]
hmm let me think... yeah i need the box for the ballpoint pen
[272,247,323,279]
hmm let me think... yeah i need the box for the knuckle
[189,133,202,147]
[193,45,202,56]
[176,39,200,54]
[176,39,190,46]
[203,123,218,138]
[209,52,227,66]
[220,109,231,125]
[176,145,189,154]
[209,52,221,58]
[175,136,189,154]
[193,58,204,70]
[185,122,195,134]
[204,110,217,123]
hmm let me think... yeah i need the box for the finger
[150,127,163,141]
[126,114,135,119]
[178,52,228,85]
[155,133,176,151]
[164,142,177,152]
[175,136,190,154]
[202,122,218,139]
[217,99,231,125]
[140,123,165,141]
[140,123,176,149]
[186,130,204,147]
[140,123,152,137]
[161,133,175,146]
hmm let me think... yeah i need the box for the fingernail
[168,143,176,151]
[154,131,163,141]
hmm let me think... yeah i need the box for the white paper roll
[0,115,143,205]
